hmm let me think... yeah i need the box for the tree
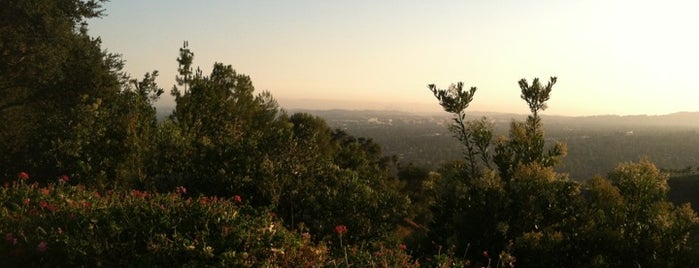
[427,77,576,264]
[0,0,154,184]
[428,82,492,178]
[547,159,699,267]
[156,44,286,198]
[494,77,566,180]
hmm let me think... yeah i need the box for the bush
[0,176,329,266]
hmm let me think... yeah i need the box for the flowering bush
[0,178,331,266]
[0,176,452,267]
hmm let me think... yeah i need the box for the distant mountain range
[541,112,699,128]
[290,109,699,128]
[156,104,699,128]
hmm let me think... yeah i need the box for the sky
[88,0,699,116]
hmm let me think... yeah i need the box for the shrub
[0,176,329,266]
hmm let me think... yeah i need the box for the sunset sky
[89,0,699,116]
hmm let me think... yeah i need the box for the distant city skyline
[90,0,699,116]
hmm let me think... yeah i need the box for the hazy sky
[89,0,699,116]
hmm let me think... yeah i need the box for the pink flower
[132,190,150,198]
[302,232,311,240]
[40,188,50,195]
[39,201,57,212]
[5,233,17,245]
[234,195,242,203]
[57,228,63,235]
[399,244,407,250]
[59,175,69,182]
[176,186,187,194]
[37,241,48,252]
[23,198,30,206]
[482,250,490,259]
[334,225,348,235]
[18,172,29,180]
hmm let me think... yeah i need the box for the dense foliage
[1,1,699,266]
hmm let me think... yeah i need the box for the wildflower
[39,201,57,212]
[59,175,69,182]
[37,241,48,252]
[176,186,187,195]
[23,198,30,206]
[234,195,242,203]
[334,225,348,235]
[399,244,407,250]
[301,232,311,240]
[132,190,149,198]
[18,172,29,180]
[57,228,63,235]
[40,188,50,195]
[482,250,490,259]
[199,197,208,205]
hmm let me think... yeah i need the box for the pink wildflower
[132,190,149,198]
[302,232,311,240]
[399,244,407,250]
[39,201,57,212]
[5,234,17,245]
[18,172,29,180]
[334,225,348,235]
[37,241,48,252]
[60,175,69,182]
[234,195,242,203]
[176,186,187,194]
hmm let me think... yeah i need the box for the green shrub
[0,176,329,266]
